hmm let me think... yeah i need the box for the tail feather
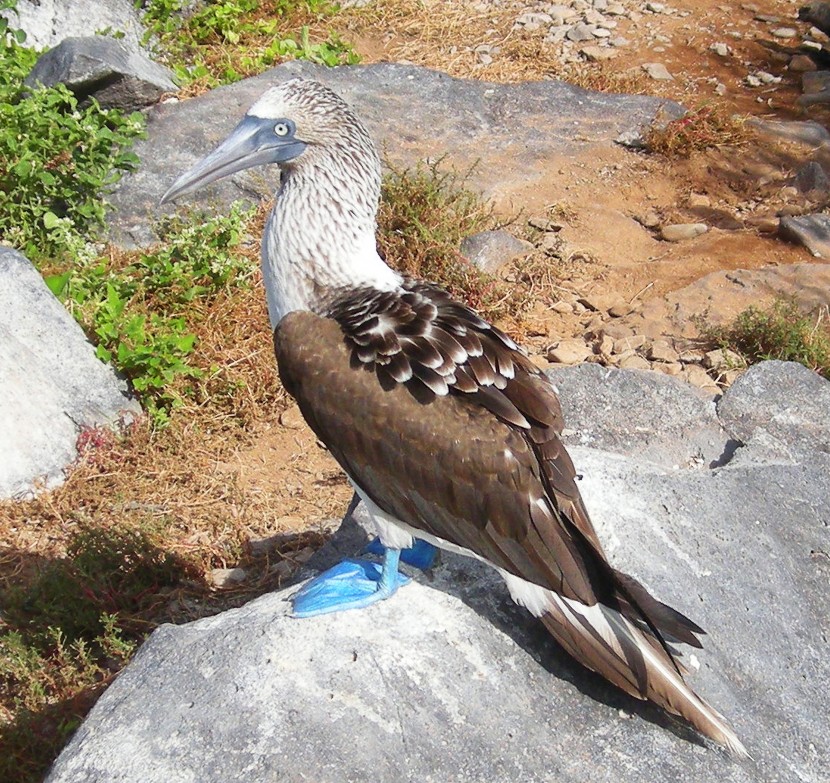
[542,594,749,758]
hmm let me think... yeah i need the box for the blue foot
[292,549,409,618]
[363,537,438,570]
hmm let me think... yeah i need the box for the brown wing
[275,285,704,646]
[325,280,609,558]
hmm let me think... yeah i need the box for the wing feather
[275,282,712,707]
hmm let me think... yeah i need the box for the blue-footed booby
[161,78,747,756]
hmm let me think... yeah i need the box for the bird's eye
[274,122,290,137]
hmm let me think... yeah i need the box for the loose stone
[642,62,674,80]
[648,340,681,363]
[771,27,798,39]
[619,354,651,370]
[790,55,818,72]
[547,339,593,365]
[660,223,708,241]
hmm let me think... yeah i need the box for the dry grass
[644,104,753,158]
[377,159,532,323]
[342,0,648,87]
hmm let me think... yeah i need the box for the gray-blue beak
[160,115,306,204]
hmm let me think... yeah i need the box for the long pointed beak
[160,115,306,204]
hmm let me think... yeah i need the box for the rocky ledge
[45,361,830,783]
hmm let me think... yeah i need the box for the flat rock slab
[0,248,139,498]
[618,263,830,339]
[107,61,683,247]
[546,363,729,468]
[46,362,830,783]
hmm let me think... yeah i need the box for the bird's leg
[363,537,438,570]
[291,546,410,618]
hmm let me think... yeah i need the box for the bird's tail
[541,593,749,757]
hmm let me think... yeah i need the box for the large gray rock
[718,360,830,463]
[107,61,683,247]
[45,362,830,783]
[547,363,729,468]
[0,248,140,498]
[25,36,177,111]
[0,0,150,52]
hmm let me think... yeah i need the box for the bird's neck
[261,156,401,328]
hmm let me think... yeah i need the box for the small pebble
[642,62,674,80]
[648,340,680,363]
[547,339,593,365]
[661,223,708,242]
[770,27,798,39]
[567,23,598,42]
[209,568,248,588]
[619,354,651,371]
[789,54,817,73]
[757,71,782,84]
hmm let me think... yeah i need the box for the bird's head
[161,78,376,204]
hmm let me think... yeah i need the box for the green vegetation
[700,298,830,379]
[49,204,257,425]
[0,524,198,783]
[142,0,359,87]
[0,5,258,425]
[0,14,144,261]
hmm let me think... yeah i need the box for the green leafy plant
[0,11,145,261]
[698,297,830,378]
[44,204,257,425]
[141,0,358,87]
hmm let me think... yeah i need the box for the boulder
[0,248,140,498]
[779,213,830,257]
[25,36,177,111]
[44,362,830,782]
[107,61,683,247]
[717,360,830,462]
[546,363,728,467]
[0,0,150,51]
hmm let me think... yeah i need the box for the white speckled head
[248,79,362,145]
[162,78,400,327]
[251,80,400,325]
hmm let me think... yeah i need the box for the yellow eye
[274,122,290,137]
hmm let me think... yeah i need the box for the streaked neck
[261,155,401,328]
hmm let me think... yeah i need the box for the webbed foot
[292,548,407,618]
